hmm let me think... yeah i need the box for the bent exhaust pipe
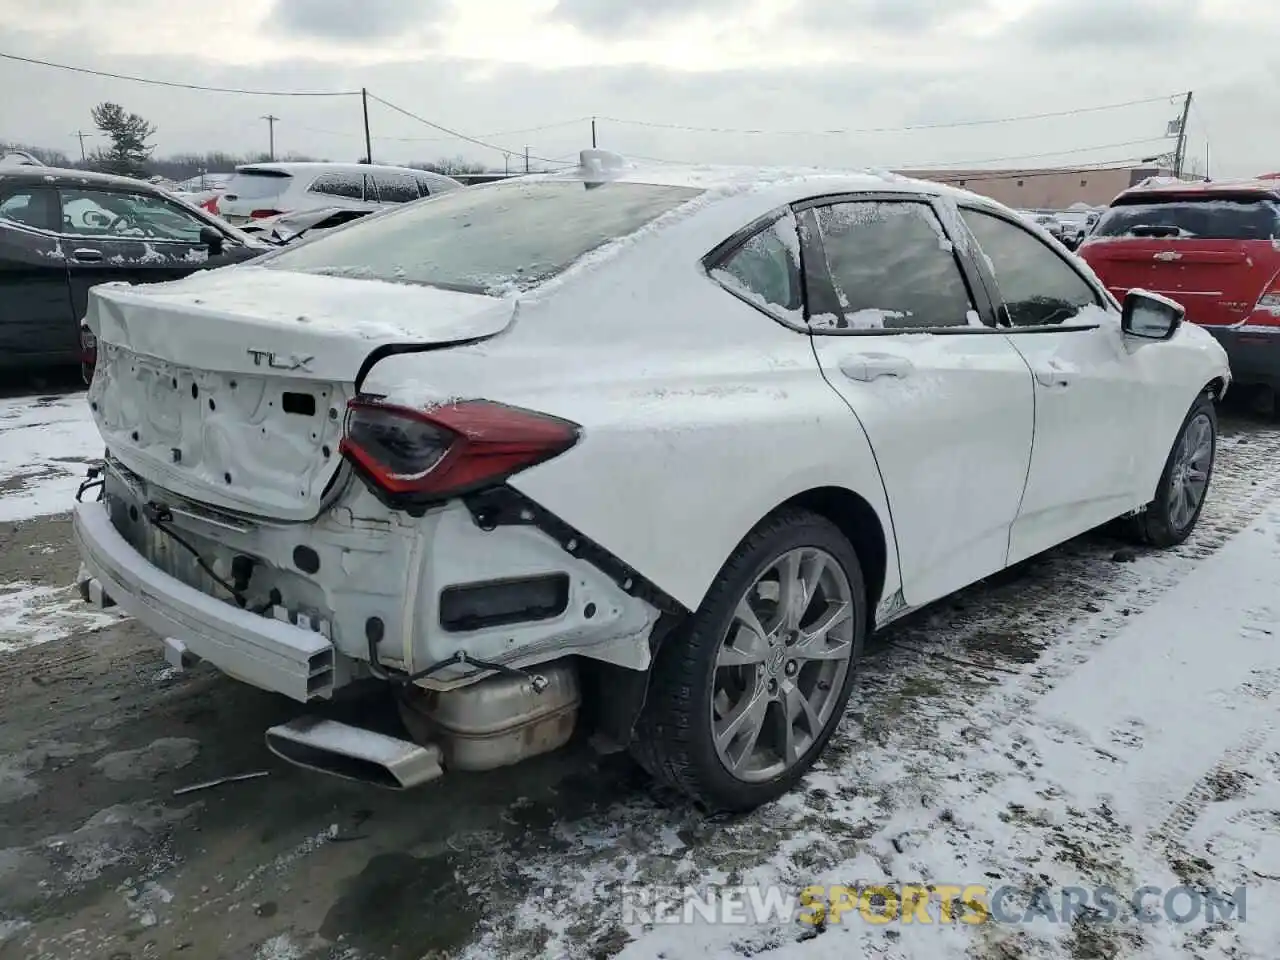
[265,716,444,790]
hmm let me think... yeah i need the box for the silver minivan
[213,162,462,225]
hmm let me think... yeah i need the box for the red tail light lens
[250,208,283,219]
[340,399,580,505]
[201,196,219,214]
[1244,292,1280,328]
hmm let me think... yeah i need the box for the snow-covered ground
[0,392,118,651]
[1,388,1278,959]
[455,433,1280,960]
[0,393,101,524]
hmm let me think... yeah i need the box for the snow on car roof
[523,157,1000,218]
[1118,177,1280,202]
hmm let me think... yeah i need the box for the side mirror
[198,225,225,256]
[1121,289,1184,341]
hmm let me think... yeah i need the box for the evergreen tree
[89,102,156,178]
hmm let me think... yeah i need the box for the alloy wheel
[1168,411,1213,532]
[710,547,855,783]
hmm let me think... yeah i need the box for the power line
[0,51,359,97]
[365,93,573,165]
[596,92,1185,137]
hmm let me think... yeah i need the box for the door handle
[839,354,914,382]
[1034,367,1074,388]
[72,249,104,262]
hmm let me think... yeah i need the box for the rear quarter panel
[362,204,902,616]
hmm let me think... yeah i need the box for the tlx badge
[246,349,313,371]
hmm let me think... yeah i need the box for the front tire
[1126,393,1217,547]
[632,509,866,812]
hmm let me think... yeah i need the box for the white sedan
[73,151,1229,812]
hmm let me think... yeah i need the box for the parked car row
[1016,207,1102,250]
[0,166,267,375]
[206,162,461,225]
[71,149,1229,812]
[1,160,449,379]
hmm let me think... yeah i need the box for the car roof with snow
[515,157,1003,221]
[1113,178,1280,205]
[0,165,166,193]
[233,160,459,180]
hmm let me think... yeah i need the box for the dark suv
[0,166,267,376]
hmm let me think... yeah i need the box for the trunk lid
[86,266,515,520]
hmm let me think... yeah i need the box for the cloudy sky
[0,0,1272,177]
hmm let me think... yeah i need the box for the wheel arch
[770,485,889,637]
[585,483,891,754]
[1204,375,1228,400]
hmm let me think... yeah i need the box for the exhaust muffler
[265,716,444,790]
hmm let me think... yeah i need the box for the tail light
[1244,291,1280,328]
[250,208,283,219]
[201,196,219,214]
[340,398,580,507]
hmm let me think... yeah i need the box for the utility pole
[72,130,91,163]
[524,145,530,174]
[1172,90,1193,179]
[362,88,373,164]
[591,117,597,149]
[261,114,279,161]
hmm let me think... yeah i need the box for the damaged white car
[74,151,1230,812]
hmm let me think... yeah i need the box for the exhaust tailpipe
[265,716,444,790]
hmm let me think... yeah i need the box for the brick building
[896,164,1178,209]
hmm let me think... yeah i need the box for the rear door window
[372,172,420,204]
[262,179,702,294]
[804,200,974,330]
[1093,199,1280,240]
[709,211,803,323]
[308,172,364,201]
[415,176,437,197]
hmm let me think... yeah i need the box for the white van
[213,162,462,224]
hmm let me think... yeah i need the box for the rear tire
[631,509,865,813]
[1125,393,1217,548]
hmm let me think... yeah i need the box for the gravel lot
[0,389,1277,960]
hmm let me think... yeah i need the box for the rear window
[226,169,292,201]
[260,179,703,294]
[1093,198,1280,241]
